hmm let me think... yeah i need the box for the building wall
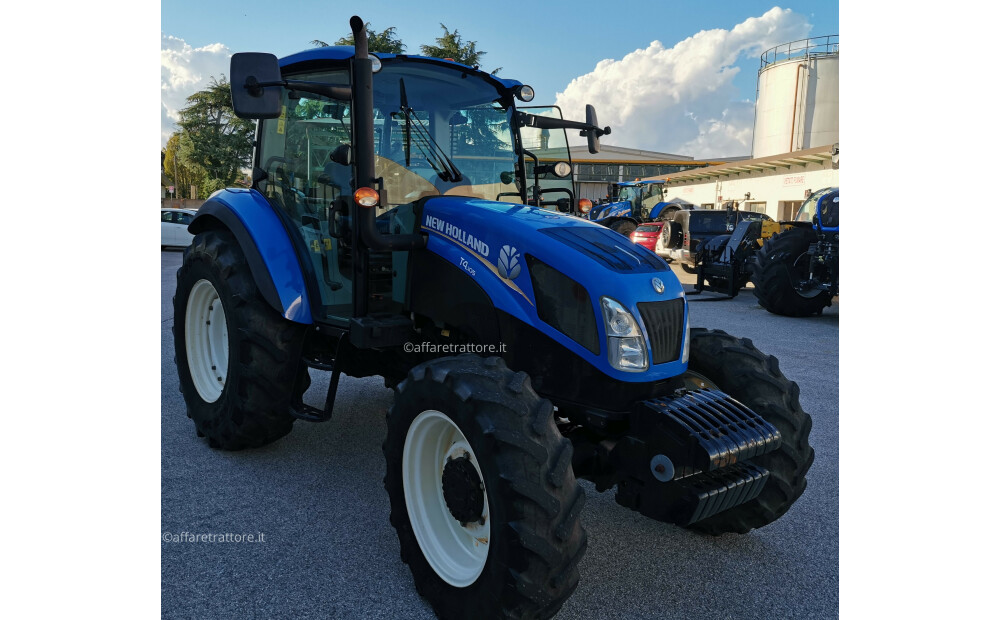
[665,162,837,220]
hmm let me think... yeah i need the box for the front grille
[636,298,685,364]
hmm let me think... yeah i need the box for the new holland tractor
[751,187,839,316]
[583,180,672,236]
[173,17,813,619]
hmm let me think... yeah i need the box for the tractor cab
[230,45,607,329]
[613,180,667,220]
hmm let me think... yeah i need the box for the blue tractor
[583,179,676,236]
[173,16,813,619]
[751,187,839,316]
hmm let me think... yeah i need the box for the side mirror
[230,53,283,119]
[584,104,610,154]
[500,171,515,185]
[330,144,352,166]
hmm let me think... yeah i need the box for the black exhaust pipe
[349,15,426,254]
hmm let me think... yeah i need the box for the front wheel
[384,355,587,619]
[173,229,309,450]
[682,328,814,534]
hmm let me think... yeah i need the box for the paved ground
[161,249,838,619]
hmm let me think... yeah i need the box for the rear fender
[188,189,313,324]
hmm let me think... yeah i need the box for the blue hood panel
[419,197,688,383]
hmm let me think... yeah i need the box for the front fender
[189,189,313,324]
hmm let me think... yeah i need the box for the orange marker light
[354,187,379,208]
[578,199,593,214]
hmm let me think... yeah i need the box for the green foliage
[176,76,255,195]
[163,133,196,198]
[311,22,406,54]
[200,177,227,197]
[420,24,501,75]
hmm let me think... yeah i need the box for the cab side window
[161,211,175,223]
[176,212,194,225]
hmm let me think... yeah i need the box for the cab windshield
[373,62,519,209]
[796,187,836,222]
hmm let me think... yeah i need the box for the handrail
[760,35,838,71]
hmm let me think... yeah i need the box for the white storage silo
[752,36,838,158]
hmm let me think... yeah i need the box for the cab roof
[279,46,524,92]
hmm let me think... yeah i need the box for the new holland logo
[497,245,521,280]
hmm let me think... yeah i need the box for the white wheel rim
[184,279,229,403]
[402,410,490,587]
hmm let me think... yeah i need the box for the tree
[420,24,501,75]
[176,76,255,194]
[311,23,405,54]
[163,132,197,199]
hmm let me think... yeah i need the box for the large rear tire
[384,355,587,619]
[173,229,309,450]
[610,219,637,237]
[682,328,814,534]
[751,227,833,316]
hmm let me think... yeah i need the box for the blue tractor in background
[583,179,680,236]
[172,16,813,619]
[751,187,839,316]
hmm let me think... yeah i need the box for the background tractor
[583,180,678,236]
[172,16,813,619]
[751,187,839,316]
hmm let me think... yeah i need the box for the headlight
[600,297,648,372]
[681,304,690,364]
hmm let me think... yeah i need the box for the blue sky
[162,1,838,157]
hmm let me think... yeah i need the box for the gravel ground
[161,249,838,619]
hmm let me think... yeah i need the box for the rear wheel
[751,227,833,316]
[682,328,814,534]
[173,229,309,450]
[610,219,637,237]
[384,355,587,619]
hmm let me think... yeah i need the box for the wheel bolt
[216,377,222,382]
[654,464,666,474]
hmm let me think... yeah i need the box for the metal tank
[751,36,838,158]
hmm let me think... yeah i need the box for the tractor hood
[418,197,688,383]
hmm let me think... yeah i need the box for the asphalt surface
[161,249,838,619]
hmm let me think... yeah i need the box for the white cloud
[161,34,231,146]
[554,7,811,158]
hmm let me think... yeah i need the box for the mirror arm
[244,77,352,101]
[516,112,610,137]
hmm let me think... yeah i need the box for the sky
[161,1,838,158]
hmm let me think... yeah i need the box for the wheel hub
[442,455,485,525]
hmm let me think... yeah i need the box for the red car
[630,222,664,252]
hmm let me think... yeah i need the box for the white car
[161,208,198,249]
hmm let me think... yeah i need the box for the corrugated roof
[646,144,837,183]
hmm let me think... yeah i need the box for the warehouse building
[568,145,739,202]
[647,143,838,220]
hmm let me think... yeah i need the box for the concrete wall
[161,198,206,210]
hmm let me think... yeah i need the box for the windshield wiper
[397,78,463,183]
